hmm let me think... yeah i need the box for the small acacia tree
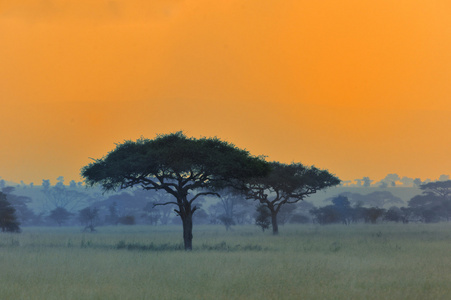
[81,132,269,250]
[245,162,340,234]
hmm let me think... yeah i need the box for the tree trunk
[181,211,193,251]
[271,211,279,235]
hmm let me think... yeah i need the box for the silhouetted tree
[408,195,448,222]
[311,205,341,225]
[245,162,340,234]
[48,207,73,226]
[384,206,408,223]
[0,192,21,232]
[331,196,353,224]
[420,180,451,199]
[407,180,451,222]
[362,207,386,223]
[81,132,269,250]
[42,178,90,212]
[311,196,352,225]
[79,207,99,232]
[2,187,36,225]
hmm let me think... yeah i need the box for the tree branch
[154,201,179,207]
[189,192,220,204]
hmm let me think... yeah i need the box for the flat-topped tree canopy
[419,180,451,199]
[81,132,270,250]
[246,162,341,200]
[82,132,269,192]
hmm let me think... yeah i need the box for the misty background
[1,173,449,229]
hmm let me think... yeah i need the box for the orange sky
[0,0,450,185]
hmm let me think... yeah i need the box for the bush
[119,215,135,225]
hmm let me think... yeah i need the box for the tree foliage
[419,180,451,199]
[407,180,451,222]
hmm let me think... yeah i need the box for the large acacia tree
[81,132,269,250]
[245,162,340,235]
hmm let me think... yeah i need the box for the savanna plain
[1,224,451,300]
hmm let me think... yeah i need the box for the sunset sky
[0,0,450,185]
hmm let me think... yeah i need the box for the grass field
[1,224,451,300]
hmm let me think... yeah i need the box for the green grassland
[1,224,451,300]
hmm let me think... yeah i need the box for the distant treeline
[1,178,450,232]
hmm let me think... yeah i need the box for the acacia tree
[81,132,269,250]
[245,162,340,235]
[42,178,90,213]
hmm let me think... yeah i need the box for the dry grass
[1,224,451,299]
